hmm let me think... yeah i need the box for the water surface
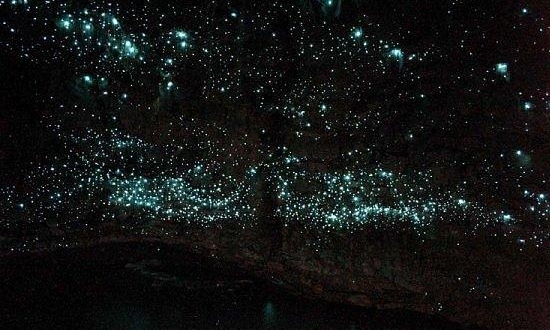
[0,243,466,330]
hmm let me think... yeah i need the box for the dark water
[0,243,466,330]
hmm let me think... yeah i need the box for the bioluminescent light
[389,48,404,70]
[352,27,363,39]
[2,0,550,252]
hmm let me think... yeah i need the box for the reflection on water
[0,244,466,330]
[264,302,276,327]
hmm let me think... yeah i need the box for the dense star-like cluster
[1,0,550,248]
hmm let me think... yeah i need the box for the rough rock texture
[3,223,549,330]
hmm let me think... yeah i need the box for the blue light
[495,63,509,81]
[496,63,508,74]
[389,48,404,70]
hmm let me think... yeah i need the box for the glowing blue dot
[495,63,509,81]
[390,48,403,59]
[496,63,508,74]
